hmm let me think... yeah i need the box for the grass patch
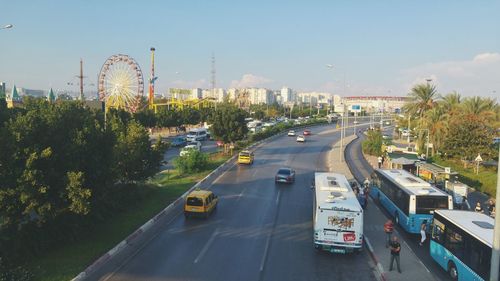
[433,158,497,196]
[28,152,231,281]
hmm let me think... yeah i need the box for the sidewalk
[329,134,437,281]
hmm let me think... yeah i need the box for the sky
[0,0,499,98]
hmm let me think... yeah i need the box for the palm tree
[403,83,440,119]
[423,106,448,155]
[441,91,461,112]
[462,96,496,124]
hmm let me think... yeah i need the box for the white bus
[430,210,498,281]
[313,172,364,254]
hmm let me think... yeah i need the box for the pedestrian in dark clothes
[389,236,402,273]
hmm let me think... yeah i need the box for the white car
[187,141,202,150]
[287,130,296,136]
[353,120,359,124]
[180,144,200,156]
[296,135,305,142]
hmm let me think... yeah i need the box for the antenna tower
[76,58,86,100]
[211,53,216,98]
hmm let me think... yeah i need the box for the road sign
[475,154,483,162]
[351,105,361,113]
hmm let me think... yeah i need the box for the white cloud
[229,74,272,88]
[400,52,500,98]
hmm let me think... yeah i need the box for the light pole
[490,143,500,281]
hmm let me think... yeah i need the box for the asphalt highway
[94,121,377,281]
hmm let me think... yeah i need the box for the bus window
[416,196,448,214]
[445,227,465,260]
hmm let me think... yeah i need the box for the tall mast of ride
[149,47,156,109]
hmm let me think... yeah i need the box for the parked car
[288,130,296,136]
[187,141,202,150]
[216,140,224,147]
[275,167,296,184]
[303,129,311,136]
[296,135,305,142]
[180,144,200,156]
[353,120,359,124]
[170,136,187,147]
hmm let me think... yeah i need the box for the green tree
[134,109,157,128]
[403,83,440,119]
[210,103,248,143]
[442,114,495,160]
[173,150,208,174]
[362,130,384,156]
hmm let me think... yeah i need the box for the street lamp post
[490,143,500,281]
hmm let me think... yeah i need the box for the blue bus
[431,209,497,281]
[370,169,452,233]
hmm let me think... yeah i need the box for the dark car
[171,136,187,147]
[275,167,296,184]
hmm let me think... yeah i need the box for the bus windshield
[416,196,448,214]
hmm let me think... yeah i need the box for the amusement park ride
[97,48,217,114]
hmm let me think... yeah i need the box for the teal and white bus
[370,169,452,233]
[431,209,497,281]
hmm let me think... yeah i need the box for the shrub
[174,150,208,174]
[362,130,384,156]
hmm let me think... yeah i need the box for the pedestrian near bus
[383,219,394,247]
[389,236,402,273]
[377,156,383,168]
[419,221,427,246]
[475,202,483,213]
[488,199,495,216]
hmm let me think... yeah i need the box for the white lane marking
[401,240,433,274]
[275,190,281,205]
[237,188,246,202]
[259,229,272,272]
[193,228,219,264]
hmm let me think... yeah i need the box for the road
[90,123,377,281]
[344,129,452,281]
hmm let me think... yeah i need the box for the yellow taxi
[238,150,254,165]
[184,189,218,218]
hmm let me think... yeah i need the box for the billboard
[351,105,361,113]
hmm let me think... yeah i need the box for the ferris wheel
[98,54,144,112]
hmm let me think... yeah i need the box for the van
[186,128,207,142]
[238,150,254,164]
[184,189,218,218]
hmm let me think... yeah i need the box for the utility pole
[211,53,216,110]
[490,144,500,281]
[76,58,86,101]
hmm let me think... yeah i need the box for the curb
[365,237,387,281]
[342,133,387,281]
[71,121,331,281]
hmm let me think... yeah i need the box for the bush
[174,150,208,174]
[0,258,33,281]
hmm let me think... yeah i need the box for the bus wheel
[448,262,458,281]
[394,213,399,225]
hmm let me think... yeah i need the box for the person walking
[383,219,394,248]
[419,221,427,246]
[475,202,483,213]
[377,156,383,168]
[389,236,402,273]
[488,199,495,217]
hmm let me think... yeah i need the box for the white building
[280,87,295,104]
[246,88,274,105]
